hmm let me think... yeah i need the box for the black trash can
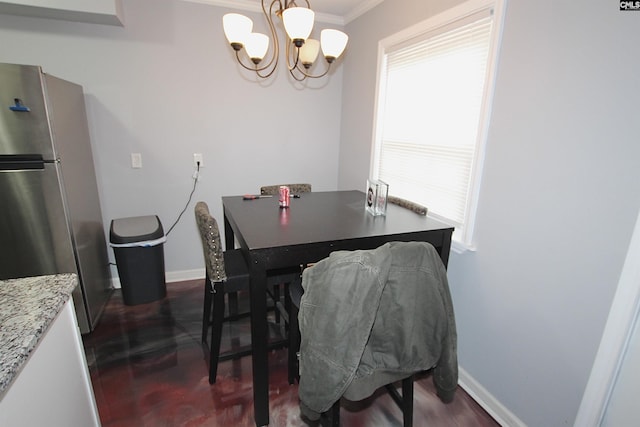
[109,215,167,305]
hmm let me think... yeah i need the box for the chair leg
[320,400,340,427]
[284,283,291,333]
[202,276,212,344]
[209,283,226,384]
[273,284,281,324]
[385,375,414,427]
[228,291,239,316]
[288,301,300,384]
[402,376,414,427]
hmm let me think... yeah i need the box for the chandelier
[222,0,349,81]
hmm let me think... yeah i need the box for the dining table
[221,189,454,426]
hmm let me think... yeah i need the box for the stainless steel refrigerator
[0,63,112,334]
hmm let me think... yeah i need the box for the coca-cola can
[279,185,290,208]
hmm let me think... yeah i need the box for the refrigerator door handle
[0,154,49,170]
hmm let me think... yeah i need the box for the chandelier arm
[289,71,306,81]
[288,56,306,81]
[289,66,311,81]
[282,40,305,81]
[285,0,310,7]
[230,0,281,78]
[293,61,333,79]
[285,39,301,72]
[233,49,274,76]
[289,0,311,8]
[253,63,277,79]
[241,0,281,74]
[234,50,257,71]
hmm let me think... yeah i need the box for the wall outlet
[193,153,204,168]
[131,153,142,169]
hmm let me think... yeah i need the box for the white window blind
[373,5,496,246]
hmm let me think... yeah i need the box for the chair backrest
[388,195,428,216]
[260,183,312,195]
[194,201,227,283]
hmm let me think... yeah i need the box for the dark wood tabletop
[221,190,454,426]
[222,190,454,267]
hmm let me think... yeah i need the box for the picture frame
[365,178,389,216]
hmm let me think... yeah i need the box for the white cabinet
[0,302,101,426]
[0,0,124,26]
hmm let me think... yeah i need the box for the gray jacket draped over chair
[297,241,458,420]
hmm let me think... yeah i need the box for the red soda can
[279,185,290,208]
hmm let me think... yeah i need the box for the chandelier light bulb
[223,13,253,50]
[282,7,315,47]
[299,39,320,68]
[244,33,270,64]
[321,29,349,62]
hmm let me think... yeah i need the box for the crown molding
[343,0,383,24]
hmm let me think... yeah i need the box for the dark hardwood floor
[82,280,499,427]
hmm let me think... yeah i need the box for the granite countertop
[0,273,78,397]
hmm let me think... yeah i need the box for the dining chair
[260,183,312,195]
[288,241,457,426]
[259,183,312,324]
[387,195,428,216]
[195,201,253,383]
[195,201,289,384]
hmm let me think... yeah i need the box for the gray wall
[0,0,344,280]
[339,0,640,425]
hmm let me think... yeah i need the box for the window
[371,0,504,250]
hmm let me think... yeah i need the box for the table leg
[250,261,269,426]
[223,211,234,251]
[223,210,240,315]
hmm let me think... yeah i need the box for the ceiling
[193,0,384,24]
[0,0,383,27]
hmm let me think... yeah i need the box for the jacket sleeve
[430,247,458,403]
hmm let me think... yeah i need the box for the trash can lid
[110,215,164,244]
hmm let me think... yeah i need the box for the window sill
[451,240,477,254]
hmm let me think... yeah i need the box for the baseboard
[110,268,205,289]
[458,367,526,427]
